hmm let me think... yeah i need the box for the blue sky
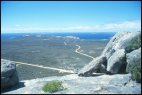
[1,1,141,33]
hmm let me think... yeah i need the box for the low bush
[131,67,141,83]
[42,80,63,93]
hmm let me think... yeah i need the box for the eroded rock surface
[1,59,19,90]
[3,74,141,94]
[107,49,126,74]
[78,56,107,76]
[126,47,141,73]
[78,31,141,76]
[102,32,141,59]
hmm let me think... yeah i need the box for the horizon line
[1,31,120,34]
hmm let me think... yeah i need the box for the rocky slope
[2,74,141,94]
[78,31,141,76]
[1,31,141,94]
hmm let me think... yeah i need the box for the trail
[64,41,67,45]
[75,45,95,59]
[5,44,93,74]
[11,61,74,74]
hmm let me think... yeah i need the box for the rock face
[1,59,19,90]
[107,49,126,74]
[102,32,141,59]
[102,32,128,59]
[3,74,141,94]
[126,48,141,73]
[78,31,141,76]
[78,56,107,76]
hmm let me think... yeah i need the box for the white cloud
[101,20,141,32]
[2,20,141,33]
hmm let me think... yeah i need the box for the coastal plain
[1,35,108,80]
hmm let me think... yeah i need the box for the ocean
[1,32,116,40]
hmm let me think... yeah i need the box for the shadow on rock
[1,82,25,93]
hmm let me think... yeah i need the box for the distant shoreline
[1,32,116,40]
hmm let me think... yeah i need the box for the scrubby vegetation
[42,80,63,93]
[131,67,141,83]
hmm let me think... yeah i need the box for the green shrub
[131,67,141,83]
[42,80,63,93]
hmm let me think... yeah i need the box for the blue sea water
[1,32,116,40]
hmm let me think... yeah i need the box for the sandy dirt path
[11,61,74,73]
[75,45,95,59]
